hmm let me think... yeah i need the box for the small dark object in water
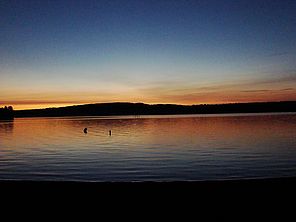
[109,130,112,136]
[84,128,88,134]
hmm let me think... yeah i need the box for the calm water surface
[1,113,296,182]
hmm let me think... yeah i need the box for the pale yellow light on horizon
[2,74,296,110]
[7,103,82,110]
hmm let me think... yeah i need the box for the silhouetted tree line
[13,101,296,117]
[0,106,14,120]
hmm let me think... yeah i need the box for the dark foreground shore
[1,177,296,197]
[2,177,296,214]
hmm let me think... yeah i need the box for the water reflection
[0,120,14,134]
[0,114,296,181]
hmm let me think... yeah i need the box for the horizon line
[9,100,296,111]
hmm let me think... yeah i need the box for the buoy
[84,128,88,134]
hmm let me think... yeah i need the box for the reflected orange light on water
[2,114,296,153]
[1,114,296,181]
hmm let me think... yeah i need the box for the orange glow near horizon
[4,91,296,110]
[2,74,296,110]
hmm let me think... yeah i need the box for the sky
[1,0,296,110]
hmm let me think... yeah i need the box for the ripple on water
[0,114,296,181]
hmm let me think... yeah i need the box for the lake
[1,113,296,182]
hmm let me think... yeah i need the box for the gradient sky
[1,0,296,110]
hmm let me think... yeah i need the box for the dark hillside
[13,101,296,118]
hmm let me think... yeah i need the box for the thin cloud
[240,88,295,93]
[252,74,296,85]
[267,52,290,57]
[280,88,294,91]
[240,89,271,93]
[0,100,87,105]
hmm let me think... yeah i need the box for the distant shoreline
[12,111,296,119]
[12,101,296,118]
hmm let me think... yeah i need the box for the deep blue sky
[1,0,296,109]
